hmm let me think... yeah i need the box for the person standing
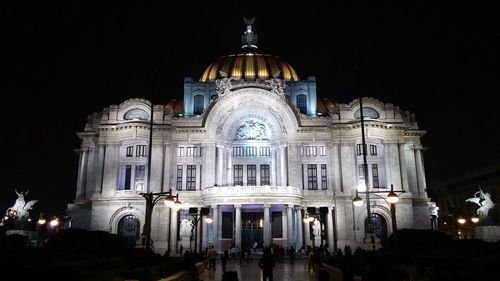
[208,245,217,271]
[221,250,230,272]
[259,248,275,281]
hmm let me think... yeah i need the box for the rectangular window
[307,164,318,190]
[176,165,183,190]
[358,164,366,181]
[186,165,196,190]
[319,146,326,156]
[372,164,379,188]
[246,147,257,156]
[259,147,270,156]
[357,144,365,156]
[126,146,133,157]
[234,165,243,185]
[135,165,145,191]
[136,145,147,157]
[260,164,270,185]
[305,146,317,156]
[177,147,184,157]
[199,147,203,157]
[233,147,244,157]
[247,165,257,186]
[125,165,132,190]
[321,164,327,190]
[370,145,377,156]
[187,147,198,157]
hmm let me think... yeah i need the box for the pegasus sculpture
[6,189,38,223]
[466,187,496,218]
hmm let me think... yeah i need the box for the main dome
[199,53,300,82]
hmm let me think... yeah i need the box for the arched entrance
[365,213,388,242]
[118,215,140,248]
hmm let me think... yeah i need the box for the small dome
[200,53,299,82]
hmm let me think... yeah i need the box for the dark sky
[2,1,499,215]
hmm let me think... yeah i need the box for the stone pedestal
[475,226,500,242]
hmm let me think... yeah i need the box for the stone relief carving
[215,73,236,97]
[235,120,268,140]
[266,76,286,97]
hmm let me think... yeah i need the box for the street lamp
[139,189,182,251]
[352,184,404,235]
[188,207,212,253]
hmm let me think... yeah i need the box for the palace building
[68,21,433,253]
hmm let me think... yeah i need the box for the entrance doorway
[241,211,263,251]
[365,213,388,242]
[118,215,140,248]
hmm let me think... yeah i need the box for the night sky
[2,1,499,215]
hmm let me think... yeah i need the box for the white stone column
[212,205,219,251]
[93,144,105,196]
[103,143,119,196]
[202,143,216,188]
[202,212,208,251]
[271,147,277,185]
[399,143,410,193]
[415,147,427,197]
[280,145,288,186]
[216,145,224,186]
[162,144,172,191]
[235,204,241,249]
[383,142,392,189]
[76,148,88,199]
[388,142,402,188]
[170,208,178,255]
[331,143,341,192]
[282,207,288,241]
[296,207,303,250]
[303,208,311,247]
[340,142,356,196]
[287,205,293,247]
[263,204,271,246]
[226,148,233,185]
[327,206,335,252]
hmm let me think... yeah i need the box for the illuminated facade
[68,21,433,253]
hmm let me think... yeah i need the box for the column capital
[279,144,287,149]
[263,204,271,208]
[216,144,225,149]
[234,204,242,208]
[295,206,303,211]
[211,204,218,209]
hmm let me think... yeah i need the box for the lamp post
[188,207,212,253]
[140,189,182,251]
[353,184,404,238]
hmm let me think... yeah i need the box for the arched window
[118,215,140,248]
[296,94,307,114]
[193,95,204,115]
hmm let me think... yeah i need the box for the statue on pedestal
[5,189,38,228]
[465,187,500,242]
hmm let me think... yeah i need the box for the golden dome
[200,53,300,82]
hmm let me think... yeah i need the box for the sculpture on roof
[466,187,496,218]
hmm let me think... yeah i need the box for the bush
[46,228,129,256]
[383,229,453,254]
